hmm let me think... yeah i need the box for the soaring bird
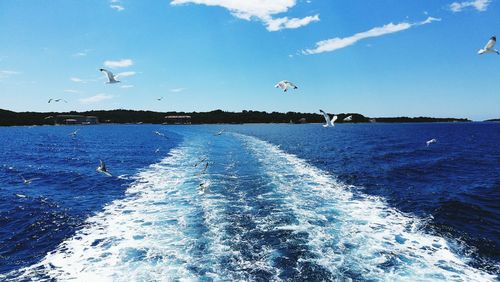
[157,97,164,101]
[48,98,67,103]
[275,80,298,92]
[215,129,224,136]
[478,36,499,55]
[319,109,338,127]
[69,129,79,138]
[99,68,120,84]
[20,175,39,185]
[344,115,352,122]
[426,138,437,147]
[97,160,112,176]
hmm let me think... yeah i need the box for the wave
[4,133,497,281]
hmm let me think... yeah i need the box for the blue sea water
[0,123,498,281]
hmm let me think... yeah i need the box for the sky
[0,0,499,120]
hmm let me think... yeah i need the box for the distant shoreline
[0,108,480,126]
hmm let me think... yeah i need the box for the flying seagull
[344,115,352,122]
[20,175,39,185]
[99,68,120,84]
[69,129,79,138]
[197,162,209,176]
[274,80,298,92]
[44,116,54,120]
[319,109,338,127]
[426,138,437,147]
[478,36,499,55]
[199,181,209,191]
[48,98,67,103]
[157,97,164,101]
[215,129,224,136]
[97,160,112,177]
[194,157,207,167]
[154,131,165,137]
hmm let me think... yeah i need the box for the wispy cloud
[170,0,319,31]
[0,70,20,77]
[110,4,125,11]
[70,77,86,83]
[449,0,490,12]
[104,59,133,68]
[64,89,81,94]
[116,71,136,78]
[170,87,186,93]
[303,17,441,55]
[120,85,134,89]
[79,94,114,104]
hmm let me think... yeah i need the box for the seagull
[157,97,164,101]
[155,148,160,154]
[319,109,338,127]
[199,181,209,191]
[20,175,39,185]
[274,80,298,92]
[97,160,112,176]
[48,98,67,103]
[154,131,165,137]
[198,162,209,175]
[478,36,499,55]
[69,129,79,137]
[215,129,224,136]
[426,138,437,147]
[194,157,207,167]
[344,115,352,122]
[99,68,120,84]
[44,116,54,120]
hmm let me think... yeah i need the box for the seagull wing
[319,110,331,125]
[99,160,106,171]
[287,81,297,89]
[100,69,116,82]
[331,115,338,126]
[485,37,496,50]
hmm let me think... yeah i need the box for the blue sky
[0,0,498,120]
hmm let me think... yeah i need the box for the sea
[0,123,498,281]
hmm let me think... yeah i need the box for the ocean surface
[0,123,498,281]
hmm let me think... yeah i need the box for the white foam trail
[237,134,496,281]
[8,148,213,281]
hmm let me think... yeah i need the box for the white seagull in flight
[99,68,120,84]
[97,160,112,177]
[69,129,79,137]
[426,138,437,147]
[319,109,338,127]
[20,175,39,185]
[344,115,352,122]
[275,80,298,92]
[478,36,499,55]
[157,97,164,101]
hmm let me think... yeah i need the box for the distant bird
[274,80,298,92]
[478,36,499,55]
[194,157,207,167]
[15,194,27,198]
[155,148,160,154]
[344,115,352,122]
[154,131,165,137]
[69,129,79,138]
[99,68,120,84]
[44,116,54,120]
[215,129,224,136]
[198,162,209,175]
[157,97,164,101]
[97,160,112,176]
[426,138,437,147]
[20,175,39,185]
[199,181,209,191]
[48,98,67,103]
[319,109,338,127]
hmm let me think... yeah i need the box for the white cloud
[64,89,81,94]
[0,70,20,80]
[116,71,136,78]
[170,0,319,31]
[303,17,440,55]
[449,0,490,12]
[70,77,85,83]
[110,4,125,11]
[79,94,114,104]
[104,59,133,68]
[120,85,134,88]
[170,87,186,93]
